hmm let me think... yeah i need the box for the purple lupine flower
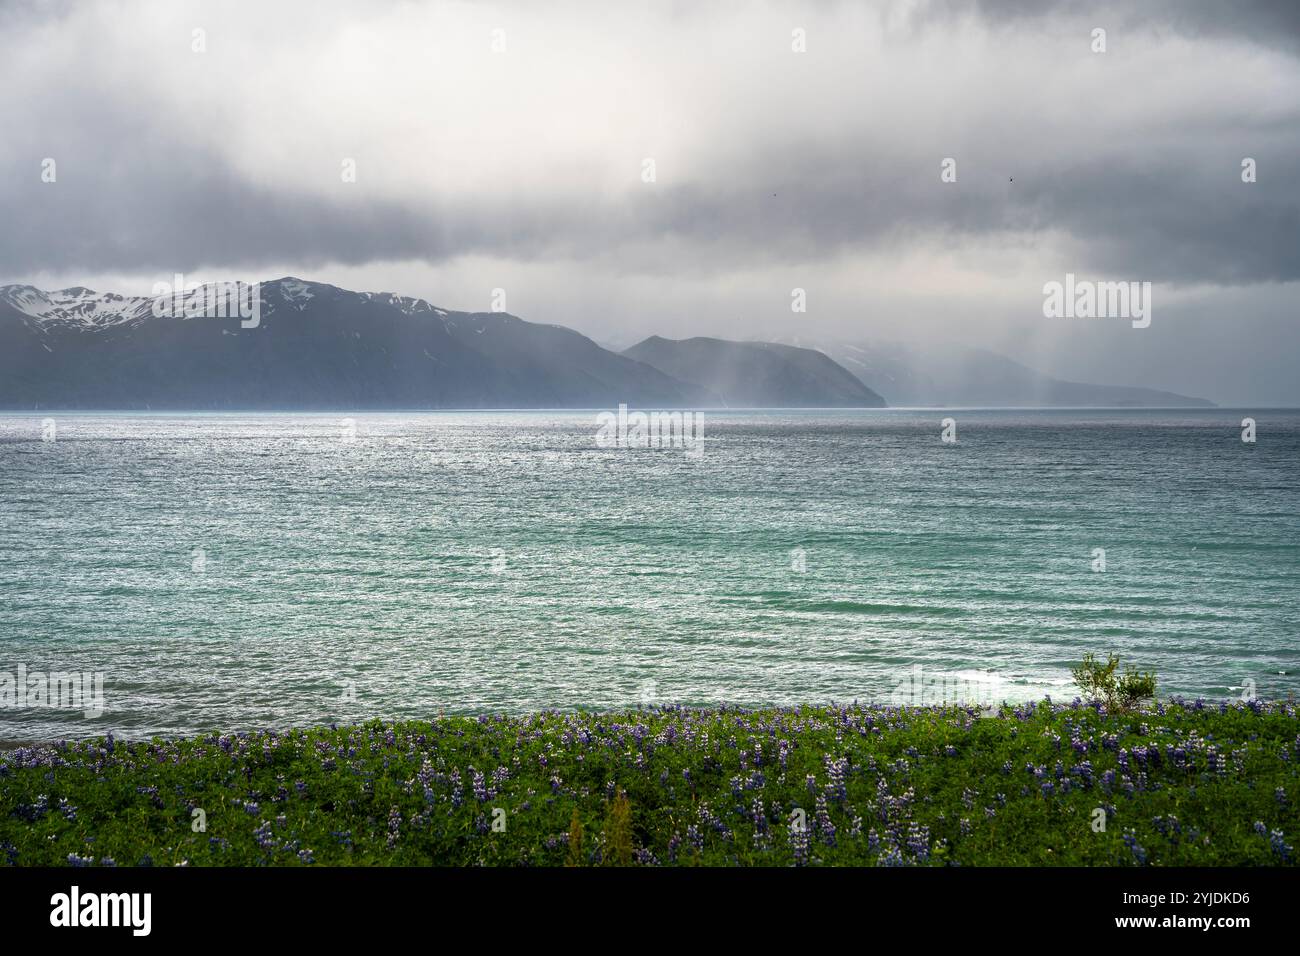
[904,823,931,862]
[1122,830,1148,865]
[471,768,488,802]
[814,795,836,847]
[667,832,681,863]
[386,806,402,849]
[1269,830,1293,861]
[686,824,703,851]
[824,756,848,804]
[788,816,810,865]
[253,821,275,851]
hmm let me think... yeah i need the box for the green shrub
[602,790,634,866]
[565,808,584,867]
[1072,653,1157,712]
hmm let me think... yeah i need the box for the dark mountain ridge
[1,277,1216,410]
[623,335,887,407]
[0,278,718,410]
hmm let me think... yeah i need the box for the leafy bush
[601,790,633,866]
[1072,653,1157,713]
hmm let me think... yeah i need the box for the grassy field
[1,699,1298,866]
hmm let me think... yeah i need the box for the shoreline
[0,693,1269,751]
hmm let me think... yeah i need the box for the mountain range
[783,337,1213,408]
[623,336,885,407]
[0,278,1212,409]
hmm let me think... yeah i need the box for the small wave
[791,599,967,616]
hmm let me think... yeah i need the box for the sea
[1,409,1297,741]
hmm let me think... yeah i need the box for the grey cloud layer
[936,0,1300,54]
[1,0,1297,286]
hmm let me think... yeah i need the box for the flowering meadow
[2,699,1298,866]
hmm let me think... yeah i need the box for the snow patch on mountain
[277,278,315,311]
[2,278,464,330]
[0,284,154,330]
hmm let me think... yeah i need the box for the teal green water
[1,409,1297,740]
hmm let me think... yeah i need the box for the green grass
[2,699,1298,866]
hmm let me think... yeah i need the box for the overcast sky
[2,0,1297,403]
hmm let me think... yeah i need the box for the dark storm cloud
[925,0,1300,55]
[1,0,1297,287]
[8,133,1294,286]
[635,146,1300,284]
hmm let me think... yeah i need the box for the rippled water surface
[1,409,1297,740]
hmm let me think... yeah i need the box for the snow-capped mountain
[1,277,1216,410]
[0,277,729,409]
[0,285,157,332]
[2,277,358,329]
